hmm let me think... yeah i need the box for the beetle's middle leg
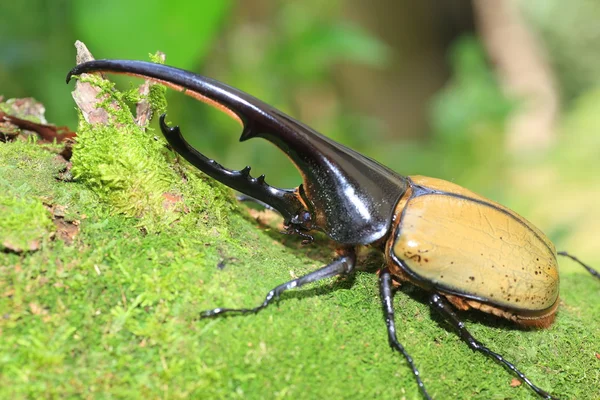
[379,268,431,400]
[429,294,557,400]
[201,248,356,318]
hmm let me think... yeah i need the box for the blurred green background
[2,0,599,286]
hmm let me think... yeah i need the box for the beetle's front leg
[379,268,431,400]
[201,248,356,318]
[429,294,557,400]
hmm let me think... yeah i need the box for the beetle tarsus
[557,251,600,279]
[429,294,558,400]
[379,268,432,400]
[200,249,356,318]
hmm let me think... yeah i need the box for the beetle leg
[558,251,600,279]
[379,268,431,400]
[429,293,557,400]
[201,248,356,318]
[280,225,314,244]
[159,114,307,224]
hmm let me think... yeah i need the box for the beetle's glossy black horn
[67,60,409,245]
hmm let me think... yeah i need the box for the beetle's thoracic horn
[67,60,408,245]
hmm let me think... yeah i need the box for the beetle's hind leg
[429,294,557,400]
[379,268,431,400]
[558,251,600,279]
[201,248,356,318]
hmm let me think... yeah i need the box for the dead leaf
[2,239,41,253]
[44,203,80,245]
[53,218,79,245]
[0,111,76,143]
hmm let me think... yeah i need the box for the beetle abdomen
[389,176,559,315]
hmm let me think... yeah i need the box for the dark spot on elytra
[408,254,421,262]
[469,276,475,281]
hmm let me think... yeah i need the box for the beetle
[67,60,599,399]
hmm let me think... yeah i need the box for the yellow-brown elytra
[67,60,599,400]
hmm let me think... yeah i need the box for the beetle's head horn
[67,60,409,245]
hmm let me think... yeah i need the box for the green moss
[147,52,168,116]
[0,195,54,253]
[0,78,598,400]
[70,73,233,234]
[147,83,168,116]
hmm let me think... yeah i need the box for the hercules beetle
[67,60,599,399]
